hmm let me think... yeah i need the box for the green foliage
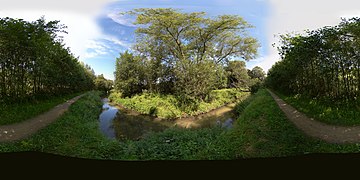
[174,59,221,101]
[114,51,146,97]
[225,60,251,89]
[116,8,259,101]
[109,88,249,118]
[249,80,262,94]
[248,66,266,81]
[110,92,183,118]
[267,17,360,100]
[94,74,113,94]
[123,127,225,160]
[0,16,95,103]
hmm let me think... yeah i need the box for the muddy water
[99,98,237,141]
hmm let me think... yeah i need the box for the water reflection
[112,112,170,141]
[98,98,117,139]
[99,98,236,141]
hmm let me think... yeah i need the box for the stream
[99,98,236,141]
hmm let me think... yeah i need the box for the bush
[109,88,250,119]
[249,81,262,94]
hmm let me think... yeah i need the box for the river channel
[99,98,236,141]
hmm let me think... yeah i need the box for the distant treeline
[0,17,96,102]
[267,18,360,101]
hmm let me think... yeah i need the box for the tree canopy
[266,18,360,101]
[114,8,259,101]
[0,17,96,102]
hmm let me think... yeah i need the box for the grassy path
[268,89,360,144]
[0,94,85,142]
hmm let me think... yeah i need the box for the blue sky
[83,0,270,80]
[1,0,360,80]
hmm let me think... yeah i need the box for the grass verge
[273,90,360,126]
[0,92,85,125]
[127,89,360,160]
[212,89,360,158]
[0,91,123,159]
[1,89,360,160]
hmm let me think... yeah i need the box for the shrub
[109,88,249,118]
[249,81,262,94]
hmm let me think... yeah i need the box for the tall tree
[248,66,265,81]
[126,8,259,100]
[114,51,146,97]
[225,60,250,89]
[267,17,360,100]
[0,16,95,103]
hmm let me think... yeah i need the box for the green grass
[2,89,360,160]
[214,89,360,158]
[127,89,360,160]
[121,127,225,160]
[273,90,360,126]
[109,88,250,119]
[0,92,85,125]
[0,91,123,159]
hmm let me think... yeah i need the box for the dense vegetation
[2,90,360,160]
[114,8,262,102]
[112,8,264,116]
[0,17,97,103]
[266,18,360,125]
[94,74,113,94]
[0,17,115,126]
[267,18,360,101]
[109,88,249,118]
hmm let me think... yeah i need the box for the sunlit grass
[274,91,360,126]
[109,88,250,119]
[0,92,84,125]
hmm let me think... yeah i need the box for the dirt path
[0,94,85,142]
[268,89,360,144]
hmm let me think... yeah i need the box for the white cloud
[84,40,110,58]
[255,0,360,73]
[0,0,112,15]
[340,11,360,19]
[0,0,130,79]
[0,10,104,61]
[104,36,132,48]
[83,36,131,59]
[107,12,137,27]
[247,54,280,73]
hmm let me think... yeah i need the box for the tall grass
[274,90,360,126]
[0,92,84,125]
[109,88,250,119]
